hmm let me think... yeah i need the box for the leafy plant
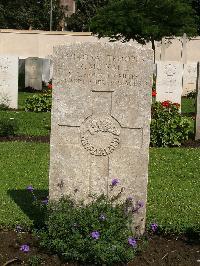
[0,103,9,111]
[28,255,43,266]
[151,101,192,147]
[25,94,52,112]
[0,118,19,137]
[38,183,141,265]
[186,91,197,99]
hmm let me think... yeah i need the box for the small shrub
[0,118,19,137]
[0,103,9,110]
[151,101,192,147]
[25,94,52,112]
[186,91,196,99]
[38,192,139,265]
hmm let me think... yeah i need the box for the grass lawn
[0,142,199,234]
[0,111,51,136]
[181,97,196,114]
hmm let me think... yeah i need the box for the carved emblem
[80,115,121,156]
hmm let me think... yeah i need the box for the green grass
[147,147,200,233]
[0,111,51,136]
[181,97,196,114]
[0,142,199,233]
[18,92,34,110]
[0,142,49,228]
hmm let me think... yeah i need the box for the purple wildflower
[127,196,133,201]
[151,223,158,232]
[132,200,144,213]
[27,185,34,192]
[41,199,48,205]
[99,214,106,221]
[91,231,100,240]
[128,237,137,248]
[111,178,119,186]
[20,244,30,253]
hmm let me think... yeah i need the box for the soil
[0,230,199,266]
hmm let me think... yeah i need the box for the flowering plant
[38,180,143,264]
[151,101,192,147]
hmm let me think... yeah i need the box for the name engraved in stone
[80,116,121,156]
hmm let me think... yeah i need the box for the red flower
[161,101,170,108]
[152,90,157,97]
[48,84,52,90]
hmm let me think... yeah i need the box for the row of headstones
[0,56,53,109]
[156,61,197,105]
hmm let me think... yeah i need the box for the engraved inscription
[80,115,121,156]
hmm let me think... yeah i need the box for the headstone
[0,56,18,109]
[18,59,25,90]
[196,62,200,140]
[156,61,183,105]
[49,43,153,235]
[42,59,53,84]
[25,57,43,90]
[183,63,197,96]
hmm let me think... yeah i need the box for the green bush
[0,103,9,111]
[0,118,19,136]
[151,101,192,147]
[39,194,138,265]
[25,94,52,112]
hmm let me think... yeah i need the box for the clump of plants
[0,103,9,111]
[25,94,52,112]
[151,101,192,147]
[38,180,142,265]
[0,117,19,137]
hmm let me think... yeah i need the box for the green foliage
[91,0,197,45]
[0,0,65,30]
[39,196,136,265]
[186,91,197,99]
[0,103,9,111]
[67,0,108,31]
[25,94,52,112]
[151,101,192,147]
[28,255,43,266]
[0,117,18,136]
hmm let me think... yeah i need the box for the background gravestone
[49,43,153,234]
[0,55,18,109]
[183,63,197,96]
[25,57,43,90]
[196,62,200,140]
[156,62,183,105]
[42,59,52,84]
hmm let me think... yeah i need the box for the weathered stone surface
[25,57,42,90]
[156,62,183,105]
[0,56,18,108]
[49,42,153,235]
[183,63,197,96]
[196,62,200,140]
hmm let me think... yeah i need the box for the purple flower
[128,237,137,248]
[111,178,119,186]
[99,214,106,221]
[41,199,48,205]
[91,231,100,240]
[151,223,158,232]
[27,185,34,192]
[20,244,30,253]
[132,200,144,213]
[127,196,133,201]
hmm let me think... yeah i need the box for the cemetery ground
[0,92,199,265]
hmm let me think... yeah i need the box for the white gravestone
[183,63,197,96]
[156,62,183,105]
[25,57,43,90]
[0,56,18,109]
[49,43,153,235]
